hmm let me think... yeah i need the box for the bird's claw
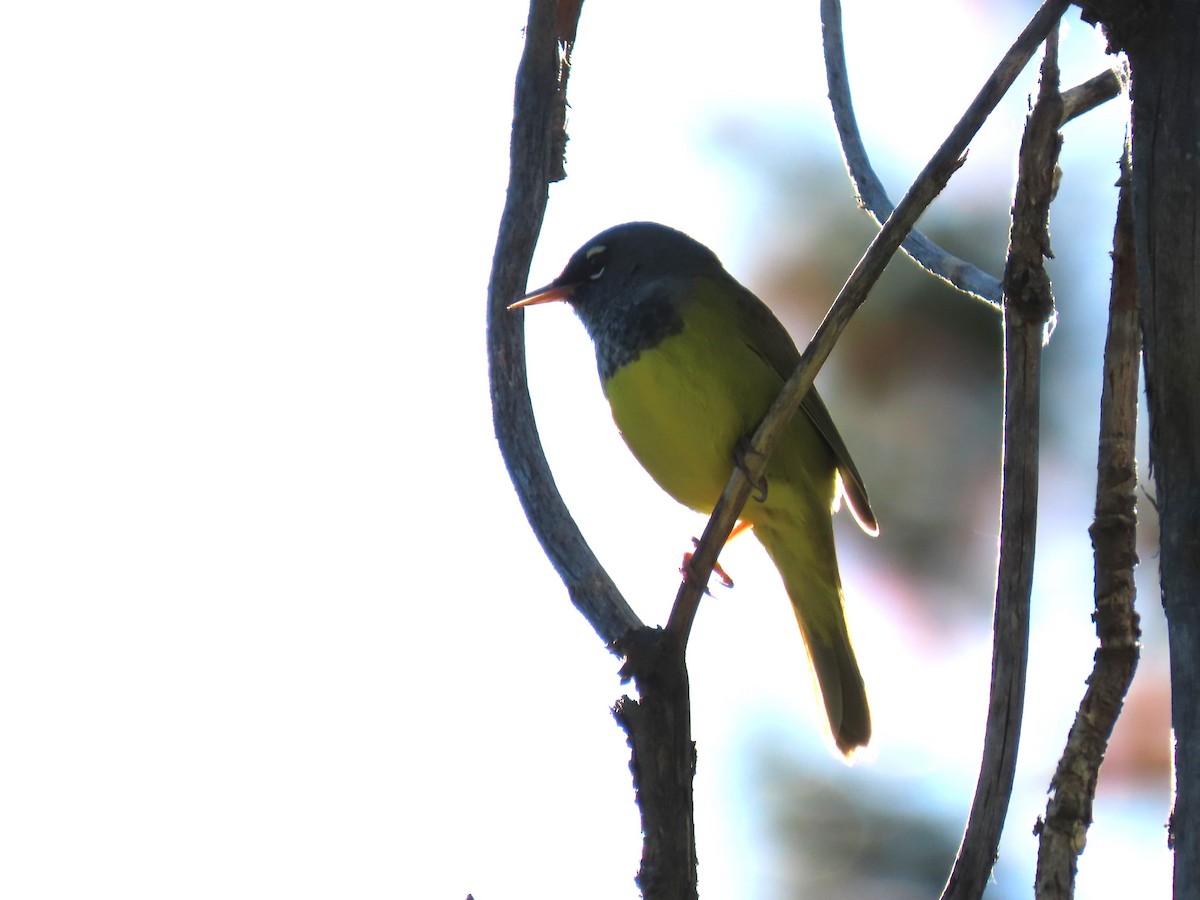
[733,437,768,503]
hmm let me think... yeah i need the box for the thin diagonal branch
[487,0,641,648]
[941,27,1063,900]
[668,0,1073,648]
[1034,145,1141,900]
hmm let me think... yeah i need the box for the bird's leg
[679,522,751,590]
[732,437,768,503]
[727,520,752,541]
[680,541,733,591]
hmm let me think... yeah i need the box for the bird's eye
[585,244,607,280]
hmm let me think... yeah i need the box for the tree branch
[612,639,696,900]
[487,0,641,649]
[1084,1,1200,882]
[1033,144,1141,900]
[822,0,1119,309]
[823,0,995,308]
[489,5,698,897]
[1060,65,1128,125]
[941,27,1062,900]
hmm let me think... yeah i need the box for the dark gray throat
[573,280,686,383]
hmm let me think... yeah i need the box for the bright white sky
[1,2,1164,898]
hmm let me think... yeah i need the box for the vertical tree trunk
[1118,2,1200,892]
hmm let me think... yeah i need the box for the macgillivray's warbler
[511,221,878,756]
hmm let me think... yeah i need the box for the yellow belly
[601,296,836,520]
[598,281,863,751]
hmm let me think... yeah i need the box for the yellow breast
[601,282,790,515]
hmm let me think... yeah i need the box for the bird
[510,221,878,756]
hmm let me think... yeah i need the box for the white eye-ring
[585,244,607,280]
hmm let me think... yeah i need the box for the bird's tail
[752,515,870,756]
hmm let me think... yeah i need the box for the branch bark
[487,0,640,649]
[1124,15,1200,896]
[488,4,697,896]
[1078,2,1200,891]
[613,639,696,900]
[941,27,1062,900]
[1060,65,1128,125]
[1033,145,1141,900]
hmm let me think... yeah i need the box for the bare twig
[1033,146,1141,900]
[487,0,641,648]
[1060,65,1128,125]
[669,0,1074,648]
[941,28,1063,900]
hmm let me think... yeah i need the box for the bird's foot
[732,437,768,503]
